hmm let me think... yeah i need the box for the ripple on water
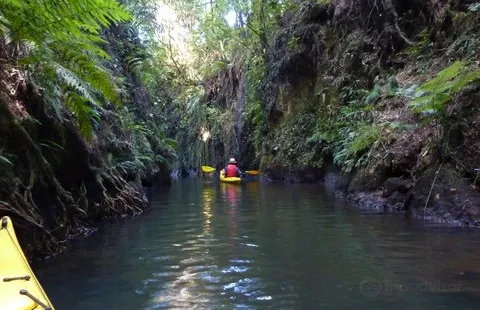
[188,264,218,271]
[200,272,221,284]
[180,257,208,266]
[143,278,159,286]
[233,304,255,310]
[221,266,250,274]
[181,246,199,251]
[152,256,171,261]
[40,180,480,310]
[223,277,266,295]
[152,271,181,277]
[241,243,260,248]
[184,239,198,245]
[230,259,252,264]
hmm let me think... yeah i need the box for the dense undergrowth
[239,0,480,223]
[0,0,175,258]
[159,0,480,223]
[249,0,480,179]
[162,0,480,183]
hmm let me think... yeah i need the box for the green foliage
[410,61,480,117]
[0,0,130,44]
[340,76,403,110]
[365,85,381,105]
[303,83,405,173]
[0,0,131,139]
[445,31,480,61]
[112,107,177,176]
[261,108,320,167]
[244,54,268,157]
[163,138,179,150]
[287,36,301,50]
[349,125,382,154]
[329,106,376,172]
[405,29,432,59]
[64,92,100,140]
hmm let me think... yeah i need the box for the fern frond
[1,0,131,140]
[349,125,381,154]
[64,92,98,141]
[54,62,101,107]
[411,62,480,116]
[164,138,179,150]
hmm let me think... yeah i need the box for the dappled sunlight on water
[36,179,480,309]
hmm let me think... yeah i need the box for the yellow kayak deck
[220,171,241,184]
[0,216,54,310]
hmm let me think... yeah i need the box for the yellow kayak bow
[0,216,55,310]
[201,166,216,173]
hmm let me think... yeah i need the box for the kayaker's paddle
[202,165,259,175]
[201,166,216,173]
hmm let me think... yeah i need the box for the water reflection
[220,183,241,244]
[202,185,214,235]
[220,183,241,207]
[36,179,480,309]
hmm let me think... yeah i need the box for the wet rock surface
[264,163,480,228]
[334,164,480,228]
[261,166,324,183]
[383,177,412,196]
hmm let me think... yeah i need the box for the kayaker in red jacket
[223,158,242,177]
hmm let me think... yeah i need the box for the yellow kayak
[220,170,241,184]
[201,166,216,173]
[0,216,55,310]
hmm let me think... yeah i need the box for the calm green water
[36,178,480,309]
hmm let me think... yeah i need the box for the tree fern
[1,0,130,44]
[1,0,131,138]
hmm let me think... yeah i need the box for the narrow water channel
[37,179,480,309]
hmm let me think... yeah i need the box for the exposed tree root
[95,169,147,218]
[0,86,150,258]
[382,0,414,46]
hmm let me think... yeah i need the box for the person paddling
[222,158,243,177]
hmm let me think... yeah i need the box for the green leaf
[0,155,13,166]
[349,125,381,154]
[39,140,65,152]
[410,62,480,117]
[64,92,95,140]
[163,138,178,150]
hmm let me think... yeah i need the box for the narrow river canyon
[37,179,480,309]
